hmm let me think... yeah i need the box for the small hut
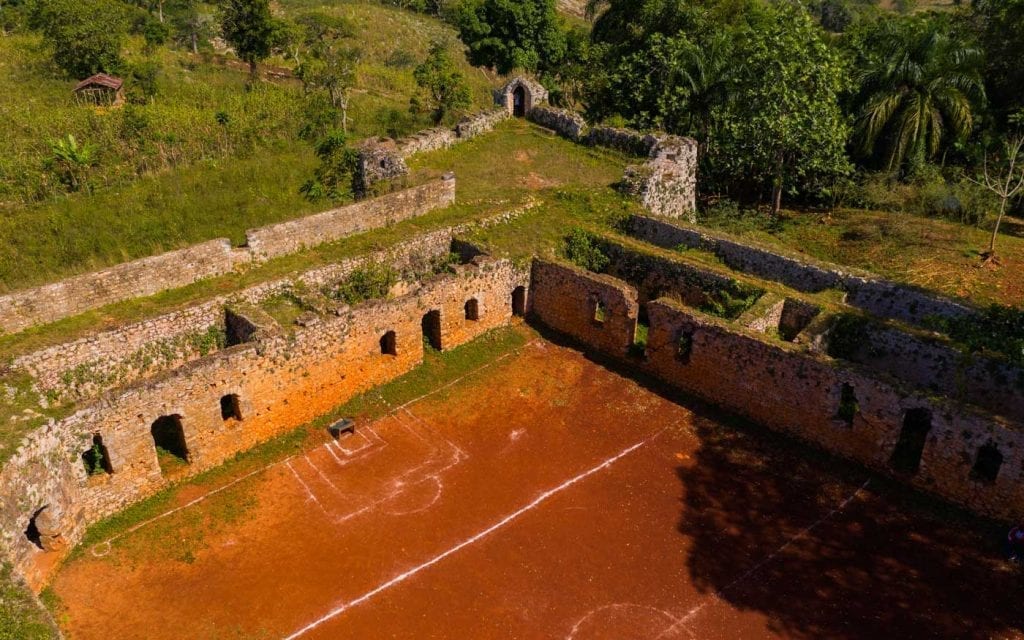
[73,74,125,107]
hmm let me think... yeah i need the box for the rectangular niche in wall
[422,310,442,351]
[380,331,397,356]
[220,394,243,422]
[890,408,932,475]
[151,414,190,472]
[82,434,113,476]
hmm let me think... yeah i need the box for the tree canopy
[218,0,276,80]
[452,0,566,74]
[32,0,127,78]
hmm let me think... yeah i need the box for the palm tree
[853,22,984,174]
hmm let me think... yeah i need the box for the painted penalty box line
[282,430,664,640]
[88,340,539,558]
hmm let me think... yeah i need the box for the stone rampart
[1,258,530,589]
[0,178,458,336]
[526,106,588,142]
[628,214,978,326]
[528,259,1024,524]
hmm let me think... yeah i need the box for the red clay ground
[50,340,1024,640]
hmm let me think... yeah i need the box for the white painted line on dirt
[652,477,872,639]
[90,458,293,557]
[89,341,535,556]
[287,460,327,514]
[283,432,660,640]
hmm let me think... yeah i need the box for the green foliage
[31,0,127,77]
[330,263,398,304]
[142,16,170,54]
[931,304,1024,365]
[300,130,359,202]
[826,313,872,361]
[713,3,851,213]
[0,562,57,640]
[46,134,98,192]
[974,0,1024,124]
[699,286,760,319]
[218,0,276,79]
[452,0,567,74]
[564,227,610,272]
[850,18,984,174]
[412,41,472,124]
[294,12,360,133]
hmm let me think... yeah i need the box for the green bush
[564,228,610,273]
[930,304,1024,365]
[331,263,398,304]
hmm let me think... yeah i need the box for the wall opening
[464,298,480,321]
[890,408,932,475]
[151,414,189,469]
[220,394,243,422]
[513,85,526,117]
[836,384,859,427]
[593,300,607,325]
[676,330,694,363]
[970,442,1003,484]
[422,310,442,351]
[631,305,649,358]
[511,286,526,317]
[24,506,47,550]
[380,330,397,356]
[82,433,113,476]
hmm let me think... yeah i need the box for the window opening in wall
[593,300,608,325]
[631,305,650,358]
[971,442,1003,484]
[422,310,442,351]
[511,286,526,317]
[380,330,397,356]
[465,298,480,321]
[151,414,189,471]
[220,394,243,422]
[676,330,694,363]
[836,383,859,427]
[82,433,113,476]
[890,408,932,475]
[24,506,48,549]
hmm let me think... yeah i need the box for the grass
[0,563,57,640]
[698,206,1024,309]
[0,0,497,292]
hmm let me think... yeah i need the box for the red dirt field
[49,340,1024,640]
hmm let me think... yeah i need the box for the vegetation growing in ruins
[0,562,57,640]
[929,305,1024,365]
[331,262,399,304]
[564,227,610,272]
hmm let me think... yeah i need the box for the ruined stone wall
[623,137,698,221]
[833,322,1024,420]
[586,126,659,157]
[628,214,978,326]
[13,227,464,402]
[0,240,242,336]
[528,260,1024,524]
[455,109,510,140]
[0,258,529,589]
[530,260,638,358]
[246,175,455,260]
[0,179,459,336]
[526,107,588,142]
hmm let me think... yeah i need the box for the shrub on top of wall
[564,228,610,273]
[329,263,398,305]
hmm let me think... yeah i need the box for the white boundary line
[283,431,661,640]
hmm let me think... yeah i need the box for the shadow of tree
[678,417,1024,639]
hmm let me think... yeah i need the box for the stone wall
[628,214,979,326]
[1,257,530,589]
[355,138,410,195]
[246,175,455,260]
[526,106,588,142]
[622,137,698,221]
[829,320,1024,420]
[0,240,242,336]
[0,178,459,336]
[455,109,510,140]
[586,126,659,157]
[528,259,1024,524]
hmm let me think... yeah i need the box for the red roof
[73,73,124,92]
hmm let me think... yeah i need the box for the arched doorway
[512,86,527,117]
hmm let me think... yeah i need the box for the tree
[714,3,851,214]
[852,19,984,174]
[972,0,1024,125]
[967,133,1024,262]
[453,0,566,74]
[299,130,359,202]
[219,0,275,82]
[294,12,359,133]
[412,42,471,124]
[169,0,214,54]
[32,0,127,78]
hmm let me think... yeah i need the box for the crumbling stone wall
[246,175,455,260]
[455,110,510,140]
[622,137,698,221]
[628,214,979,326]
[354,138,410,196]
[586,126,659,157]
[0,178,459,336]
[528,259,1024,524]
[0,257,529,589]
[526,107,588,142]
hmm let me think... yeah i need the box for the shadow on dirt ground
[677,416,1024,640]
[529,322,1024,640]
